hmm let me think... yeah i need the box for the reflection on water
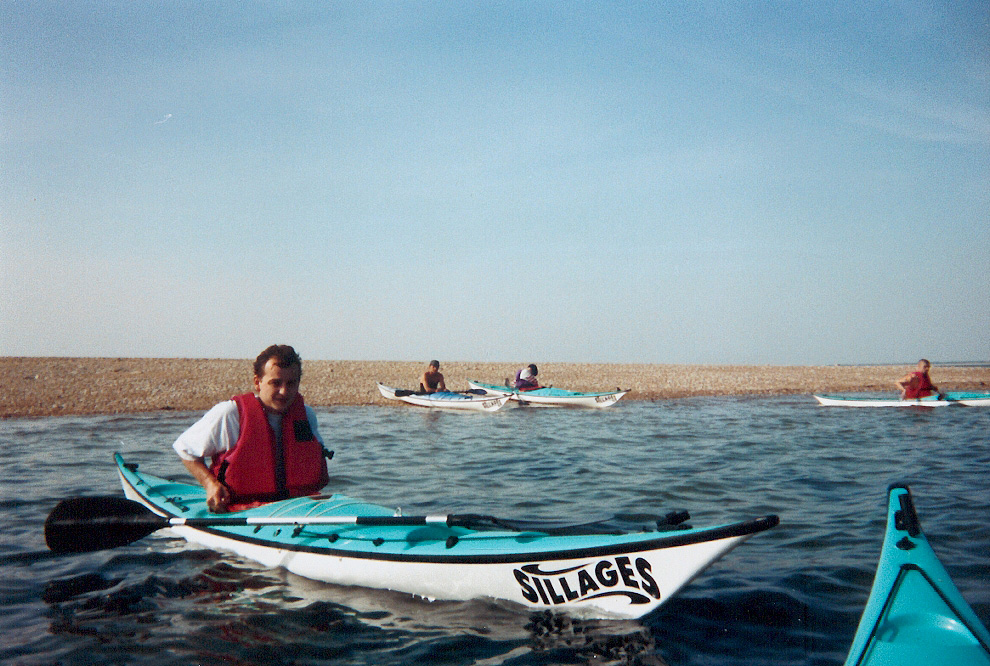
[1,398,987,665]
[39,556,666,665]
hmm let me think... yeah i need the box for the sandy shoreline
[3,357,988,418]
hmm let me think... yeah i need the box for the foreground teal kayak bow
[844,484,990,666]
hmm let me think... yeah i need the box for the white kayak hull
[814,392,990,408]
[377,383,510,412]
[142,517,759,619]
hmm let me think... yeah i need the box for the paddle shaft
[170,513,461,528]
[45,493,687,553]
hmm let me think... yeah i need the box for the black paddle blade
[45,496,166,553]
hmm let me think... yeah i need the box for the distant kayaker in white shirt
[419,360,447,394]
[513,364,542,391]
[172,345,329,513]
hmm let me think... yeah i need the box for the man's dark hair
[254,344,302,377]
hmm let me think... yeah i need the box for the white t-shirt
[172,399,324,462]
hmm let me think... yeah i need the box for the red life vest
[904,371,935,399]
[210,393,328,503]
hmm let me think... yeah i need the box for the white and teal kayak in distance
[105,454,778,619]
[844,484,990,665]
[377,383,510,412]
[467,380,628,408]
[814,392,990,407]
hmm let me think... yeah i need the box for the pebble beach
[2,357,988,418]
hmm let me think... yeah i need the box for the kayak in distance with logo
[468,380,629,408]
[377,383,511,411]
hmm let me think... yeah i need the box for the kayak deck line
[178,515,782,565]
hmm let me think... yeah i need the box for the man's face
[254,358,301,413]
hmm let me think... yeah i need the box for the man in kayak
[419,360,447,393]
[513,364,541,391]
[896,359,940,400]
[172,344,329,512]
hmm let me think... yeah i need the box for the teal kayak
[377,383,510,411]
[467,380,628,408]
[99,454,778,619]
[815,392,990,407]
[844,484,990,665]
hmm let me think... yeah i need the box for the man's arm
[173,400,239,512]
[895,372,913,397]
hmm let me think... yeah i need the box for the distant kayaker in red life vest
[514,364,542,391]
[419,360,447,394]
[896,359,940,400]
[172,345,329,513]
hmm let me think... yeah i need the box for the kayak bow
[844,484,990,666]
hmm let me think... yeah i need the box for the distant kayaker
[172,344,329,513]
[513,364,541,391]
[419,360,447,394]
[896,359,940,400]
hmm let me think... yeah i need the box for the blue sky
[2,2,987,364]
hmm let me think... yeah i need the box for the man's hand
[182,458,231,513]
[204,477,232,513]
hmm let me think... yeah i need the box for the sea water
[1,396,987,665]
